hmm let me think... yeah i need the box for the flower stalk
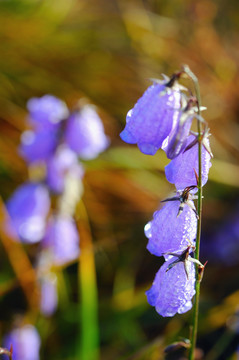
[120,65,212,356]
[183,65,203,360]
[77,200,99,360]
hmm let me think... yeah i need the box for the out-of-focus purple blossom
[165,135,212,190]
[163,112,193,159]
[40,274,58,316]
[6,182,50,243]
[201,210,239,266]
[19,128,58,163]
[46,146,84,193]
[42,216,80,265]
[120,81,181,155]
[145,201,197,257]
[65,105,109,160]
[2,324,41,360]
[27,95,69,128]
[146,257,196,317]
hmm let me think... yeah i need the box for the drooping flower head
[146,257,196,317]
[165,134,212,190]
[27,95,69,128]
[46,146,84,194]
[145,201,197,257]
[65,105,109,160]
[6,182,50,243]
[120,78,182,155]
[42,215,80,265]
[2,324,41,360]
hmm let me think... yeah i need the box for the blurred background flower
[1,1,239,359]
[42,215,80,265]
[2,324,41,360]
[6,182,50,243]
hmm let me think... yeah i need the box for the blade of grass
[76,200,99,360]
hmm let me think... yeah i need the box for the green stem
[183,66,203,360]
[77,201,99,360]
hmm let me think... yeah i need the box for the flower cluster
[120,72,212,317]
[4,95,109,353]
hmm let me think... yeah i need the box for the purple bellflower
[202,209,239,266]
[146,256,196,317]
[42,216,80,265]
[65,105,109,160]
[120,80,181,155]
[27,95,69,128]
[19,128,58,163]
[2,324,41,360]
[120,70,211,319]
[6,182,50,243]
[165,134,212,190]
[46,146,84,193]
[145,201,197,257]
[40,273,58,316]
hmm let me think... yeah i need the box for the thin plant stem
[77,200,99,360]
[183,66,203,360]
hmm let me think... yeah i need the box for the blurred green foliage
[1,0,239,359]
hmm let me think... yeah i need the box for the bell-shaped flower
[19,128,58,163]
[120,80,181,155]
[42,215,80,265]
[6,182,50,243]
[40,273,58,316]
[2,324,41,360]
[145,201,197,257]
[46,146,84,194]
[165,134,212,190]
[146,256,196,317]
[65,105,109,160]
[27,95,69,128]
